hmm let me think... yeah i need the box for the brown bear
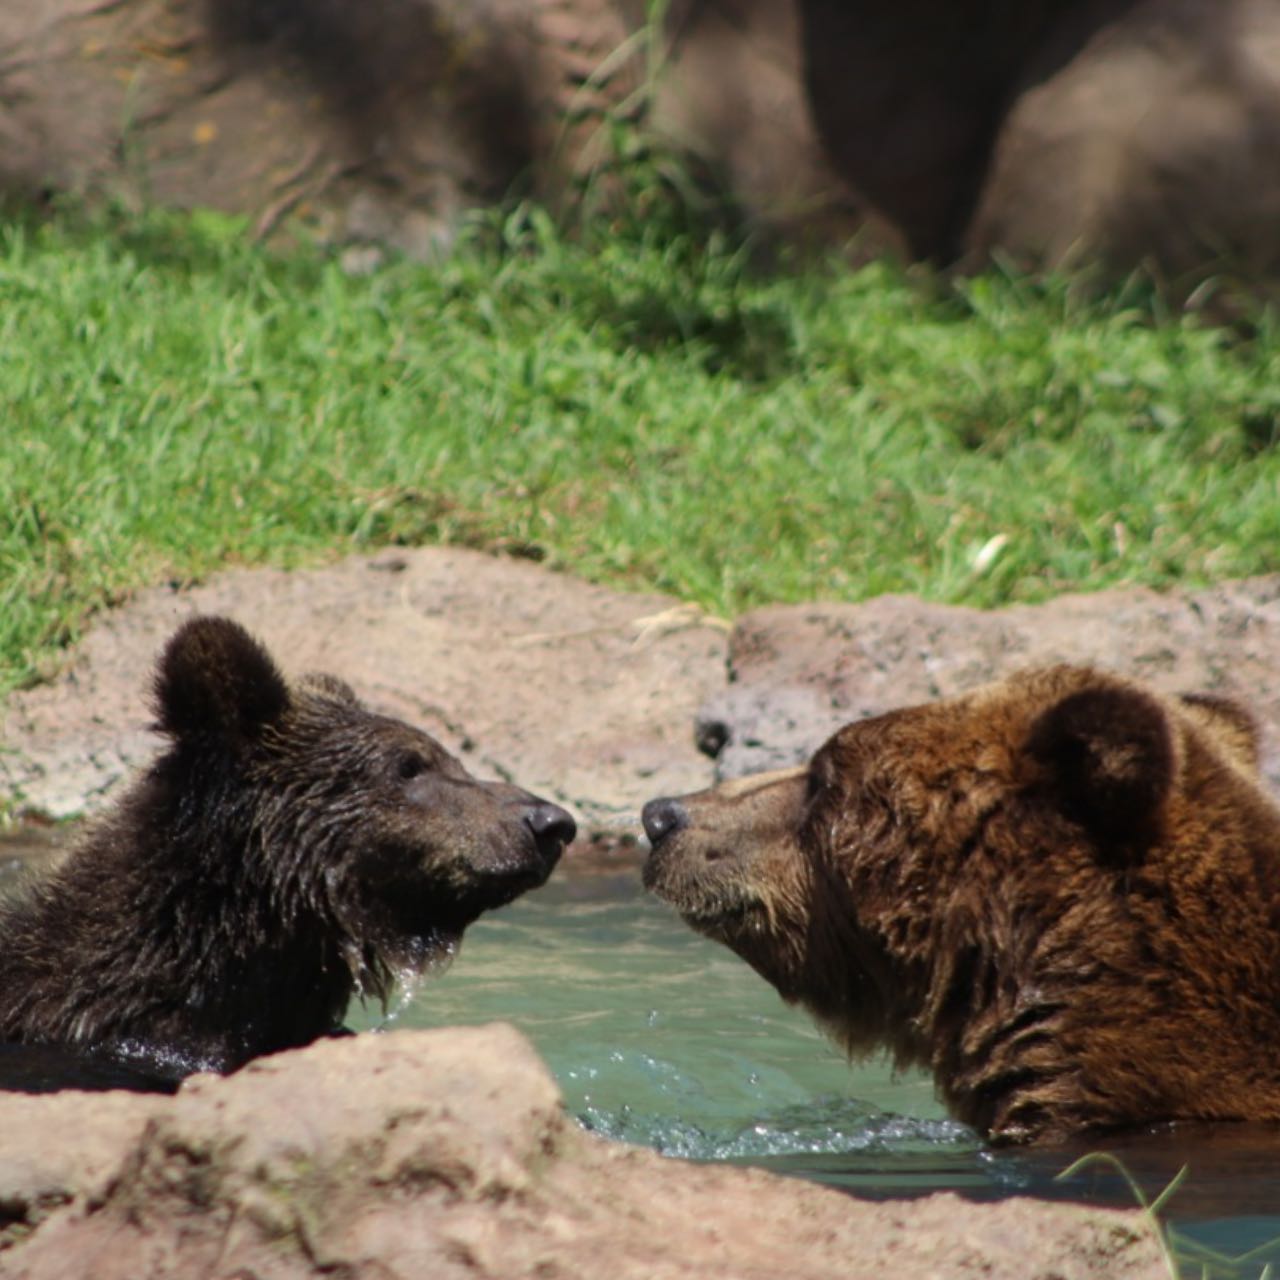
[643,665,1280,1145]
[0,616,574,1085]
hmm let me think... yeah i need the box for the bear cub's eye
[397,751,430,781]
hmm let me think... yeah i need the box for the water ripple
[578,1095,974,1161]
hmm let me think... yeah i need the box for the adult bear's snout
[642,796,689,847]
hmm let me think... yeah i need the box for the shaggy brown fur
[0,616,574,1082]
[643,666,1280,1145]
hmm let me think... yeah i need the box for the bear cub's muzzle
[523,800,577,871]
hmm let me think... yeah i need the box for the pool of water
[5,826,1277,1274]
[353,861,1280,1278]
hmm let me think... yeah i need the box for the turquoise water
[354,861,1280,1278]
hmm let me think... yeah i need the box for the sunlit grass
[2,201,1279,691]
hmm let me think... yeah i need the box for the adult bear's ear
[1025,682,1174,859]
[153,616,290,744]
[1178,692,1261,772]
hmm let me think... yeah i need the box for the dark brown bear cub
[643,665,1280,1145]
[0,616,574,1083]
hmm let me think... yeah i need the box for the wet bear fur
[644,665,1280,1145]
[0,616,573,1081]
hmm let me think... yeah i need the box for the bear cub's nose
[642,797,688,847]
[525,802,577,861]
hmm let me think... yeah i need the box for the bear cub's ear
[153,616,291,745]
[1026,683,1174,858]
[297,672,359,706]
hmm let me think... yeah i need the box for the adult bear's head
[644,666,1280,1144]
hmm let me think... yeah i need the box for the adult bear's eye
[806,751,839,803]
[397,751,429,780]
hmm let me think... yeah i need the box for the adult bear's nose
[641,797,688,847]
[525,802,576,862]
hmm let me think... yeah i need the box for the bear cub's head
[0,616,574,1081]
[644,665,1280,1144]
[151,616,573,952]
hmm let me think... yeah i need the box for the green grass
[3,200,1280,692]
[1058,1153,1280,1280]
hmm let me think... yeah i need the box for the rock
[0,1025,1167,1279]
[701,577,1280,785]
[0,547,728,834]
[798,0,1057,261]
[0,0,658,255]
[1,0,540,250]
[798,0,1280,287]
[647,0,874,250]
[0,0,864,258]
[10,561,1280,831]
[966,0,1280,287]
[5,0,1278,284]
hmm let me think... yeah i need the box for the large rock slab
[0,1024,1166,1279]
[0,547,728,833]
[701,577,1280,786]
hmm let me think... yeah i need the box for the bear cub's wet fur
[644,665,1280,1145]
[0,616,574,1083]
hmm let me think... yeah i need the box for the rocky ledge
[6,548,1280,835]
